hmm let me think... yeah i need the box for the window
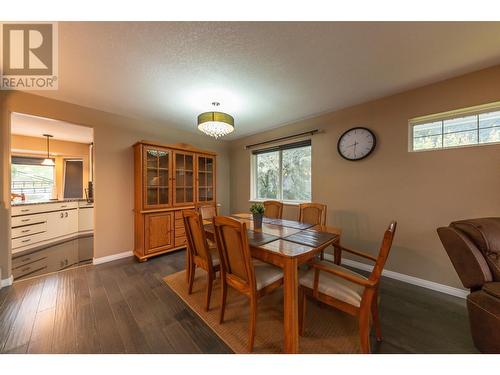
[252,140,311,202]
[410,103,500,151]
[11,156,55,201]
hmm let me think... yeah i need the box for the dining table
[202,213,341,354]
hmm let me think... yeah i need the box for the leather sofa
[437,218,500,353]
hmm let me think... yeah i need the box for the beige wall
[0,91,231,279]
[230,65,500,290]
[11,134,91,200]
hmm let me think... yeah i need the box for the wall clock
[337,127,376,161]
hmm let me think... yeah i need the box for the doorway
[10,112,95,281]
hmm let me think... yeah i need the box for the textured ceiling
[35,21,500,140]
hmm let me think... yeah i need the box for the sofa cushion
[483,282,500,299]
[452,218,500,281]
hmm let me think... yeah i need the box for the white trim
[0,275,14,289]
[338,257,469,299]
[93,251,133,265]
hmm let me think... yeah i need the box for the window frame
[408,101,500,152]
[250,140,312,204]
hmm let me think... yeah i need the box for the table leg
[283,257,299,354]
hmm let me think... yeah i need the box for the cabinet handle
[21,239,31,243]
[21,219,31,222]
[21,229,31,233]
[21,209,30,212]
[60,205,67,208]
[21,266,31,272]
[21,257,31,262]
[60,213,64,218]
[65,212,68,218]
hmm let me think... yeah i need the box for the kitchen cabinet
[133,141,217,261]
[11,200,94,280]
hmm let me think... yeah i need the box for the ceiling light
[197,102,234,139]
[41,134,55,166]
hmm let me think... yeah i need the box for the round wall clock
[337,127,376,161]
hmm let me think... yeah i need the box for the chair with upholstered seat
[183,210,220,311]
[198,204,218,221]
[263,200,283,219]
[298,202,327,226]
[299,221,397,353]
[213,215,284,352]
[299,203,328,259]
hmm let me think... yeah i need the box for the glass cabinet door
[144,146,171,208]
[174,151,195,206]
[197,155,215,203]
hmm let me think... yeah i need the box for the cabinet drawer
[12,250,47,268]
[175,236,187,247]
[175,225,185,237]
[11,212,47,227]
[12,257,48,279]
[175,217,184,228]
[12,222,47,239]
[12,232,47,250]
[12,202,78,216]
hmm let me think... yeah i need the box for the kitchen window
[11,156,55,201]
[409,103,500,152]
[251,140,311,202]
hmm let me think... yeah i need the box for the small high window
[410,103,500,152]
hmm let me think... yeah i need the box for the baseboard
[93,251,133,265]
[336,257,468,299]
[0,275,13,289]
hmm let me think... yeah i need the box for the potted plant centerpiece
[250,203,265,228]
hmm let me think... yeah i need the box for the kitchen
[9,113,94,280]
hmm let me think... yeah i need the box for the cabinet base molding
[0,275,13,289]
[93,251,133,265]
[133,245,185,262]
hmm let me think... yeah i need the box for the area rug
[163,268,361,353]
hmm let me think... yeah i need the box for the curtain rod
[244,129,319,150]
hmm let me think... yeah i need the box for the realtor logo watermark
[0,22,58,90]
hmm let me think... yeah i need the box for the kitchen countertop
[11,198,92,206]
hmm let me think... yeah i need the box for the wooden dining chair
[213,216,284,352]
[183,210,220,311]
[298,203,327,225]
[263,200,283,219]
[198,204,218,221]
[299,203,328,258]
[298,221,397,353]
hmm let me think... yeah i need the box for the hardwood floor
[0,250,478,354]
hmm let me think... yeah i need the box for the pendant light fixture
[41,134,55,166]
[197,102,234,139]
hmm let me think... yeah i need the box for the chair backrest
[183,209,214,267]
[298,203,327,225]
[199,204,218,221]
[213,216,256,292]
[368,221,397,285]
[263,200,283,219]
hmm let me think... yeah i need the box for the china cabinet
[133,141,217,261]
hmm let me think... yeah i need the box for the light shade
[197,111,234,139]
[41,158,55,166]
